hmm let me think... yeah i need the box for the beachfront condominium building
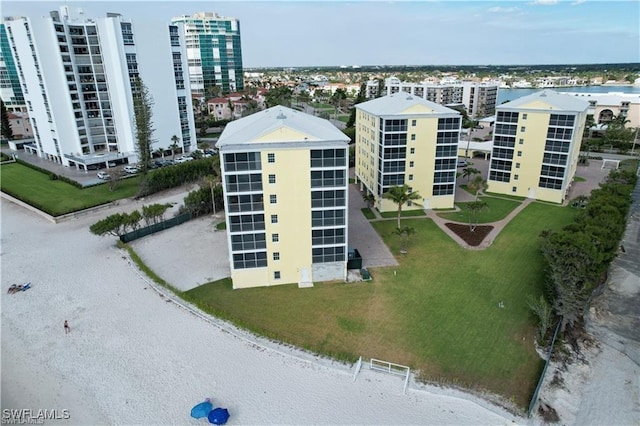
[1,23,26,113]
[559,91,640,128]
[487,90,589,204]
[4,6,196,168]
[217,106,350,289]
[355,93,462,211]
[171,12,243,95]
[379,77,499,118]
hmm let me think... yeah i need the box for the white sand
[1,196,521,425]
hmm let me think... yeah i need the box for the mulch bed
[445,223,494,247]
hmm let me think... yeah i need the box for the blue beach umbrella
[190,400,213,419]
[207,407,230,425]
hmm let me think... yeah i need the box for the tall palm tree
[462,167,481,182]
[468,176,487,201]
[169,135,180,161]
[383,185,422,229]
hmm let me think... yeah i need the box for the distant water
[497,85,640,104]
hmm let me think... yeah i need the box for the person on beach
[64,320,70,334]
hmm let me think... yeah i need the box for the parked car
[97,171,111,180]
[457,160,469,168]
[474,125,484,130]
[124,165,139,174]
[175,156,193,164]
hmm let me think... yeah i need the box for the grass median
[0,163,138,216]
[179,201,576,408]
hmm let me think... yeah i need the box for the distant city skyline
[4,1,639,68]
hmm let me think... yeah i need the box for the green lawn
[360,207,376,220]
[311,102,334,109]
[379,209,427,219]
[180,201,576,407]
[0,163,139,216]
[337,115,350,123]
[437,197,522,223]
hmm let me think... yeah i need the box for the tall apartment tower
[487,90,589,204]
[171,12,243,95]
[4,6,196,168]
[355,94,462,211]
[218,106,350,289]
[0,23,26,112]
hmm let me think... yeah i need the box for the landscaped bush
[538,168,637,338]
[137,158,216,197]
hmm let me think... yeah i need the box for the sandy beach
[0,196,521,425]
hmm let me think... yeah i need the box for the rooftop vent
[276,113,287,120]
[406,96,413,100]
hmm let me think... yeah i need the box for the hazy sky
[4,1,639,67]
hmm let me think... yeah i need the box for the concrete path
[348,184,398,267]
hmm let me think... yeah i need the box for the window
[519,138,524,145]
[411,119,416,126]
[408,174,413,181]
[312,228,345,245]
[520,126,526,133]
[274,271,281,279]
[522,113,528,120]
[514,174,519,180]
[268,153,275,163]
[268,174,276,184]
[512,187,517,193]
[271,214,278,224]
[516,163,521,168]
[311,190,346,208]
[273,252,280,261]
[270,194,277,204]
[311,209,345,227]
[517,151,522,157]
[411,134,416,141]
[312,246,345,263]
[272,233,279,243]
[409,161,414,167]
[232,252,267,269]
[410,147,415,154]
[310,149,346,168]
[231,233,266,251]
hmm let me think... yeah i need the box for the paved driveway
[348,184,398,268]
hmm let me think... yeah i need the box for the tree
[169,135,180,161]
[603,114,634,150]
[383,185,422,229]
[264,86,293,108]
[1,101,13,141]
[527,294,554,344]
[465,200,487,232]
[132,78,155,175]
[330,88,347,119]
[362,193,375,209]
[468,176,487,201]
[89,213,129,237]
[394,226,416,254]
[202,174,219,215]
[462,167,481,183]
[346,82,367,128]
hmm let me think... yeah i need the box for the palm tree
[466,201,488,232]
[394,226,416,253]
[169,135,180,161]
[383,185,422,229]
[468,176,487,201]
[462,167,481,182]
[362,193,375,209]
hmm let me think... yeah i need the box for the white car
[124,165,139,174]
[97,171,111,180]
[175,156,193,163]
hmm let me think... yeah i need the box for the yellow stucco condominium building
[217,106,351,289]
[487,90,589,204]
[355,93,463,211]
